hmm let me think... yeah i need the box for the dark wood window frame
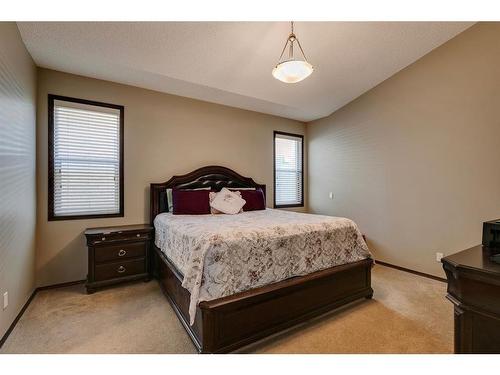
[273,130,304,209]
[48,94,124,221]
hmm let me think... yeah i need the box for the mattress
[154,208,371,324]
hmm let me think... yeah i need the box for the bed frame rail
[155,246,373,353]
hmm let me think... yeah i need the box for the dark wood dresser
[442,245,500,353]
[85,224,153,294]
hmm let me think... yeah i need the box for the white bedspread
[154,209,371,324]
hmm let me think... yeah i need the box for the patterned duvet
[154,208,371,324]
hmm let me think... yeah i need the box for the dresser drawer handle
[117,265,126,273]
[118,249,127,257]
[136,234,141,237]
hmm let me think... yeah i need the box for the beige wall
[307,22,500,277]
[0,23,37,337]
[36,68,306,287]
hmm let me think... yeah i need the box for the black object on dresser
[482,219,500,248]
[442,245,500,353]
[85,224,153,294]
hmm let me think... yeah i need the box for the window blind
[52,99,121,217]
[274,133,303,206]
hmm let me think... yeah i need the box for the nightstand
[85,224,153,294]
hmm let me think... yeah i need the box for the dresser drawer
[94,242,146,263]
[94,258,146,281]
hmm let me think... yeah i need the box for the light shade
[272,60,314,83]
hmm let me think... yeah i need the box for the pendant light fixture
[272,21,314,83]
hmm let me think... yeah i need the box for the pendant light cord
[276,21,309,64]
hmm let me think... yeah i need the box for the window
[48,95,124,220]
[273,131,304,208]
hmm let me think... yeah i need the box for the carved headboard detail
[150,166,266,223]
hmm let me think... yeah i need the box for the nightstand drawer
[95,242,146,263]
[87,232,151,246]
[94,258,146,281]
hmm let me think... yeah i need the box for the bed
[150,166,373,353]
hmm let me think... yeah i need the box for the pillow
[209,191,243,214]
[209,188,246,215]
[167,187,210,212]
[232,188,266,211]
[166,188,173,212]
[172,189,211,215]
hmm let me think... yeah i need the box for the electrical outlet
[3,292,8,310]
[329,192,334,200]
[436,252,444,262]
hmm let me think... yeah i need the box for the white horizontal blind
[275,133,303,206]
[53,99,121,217]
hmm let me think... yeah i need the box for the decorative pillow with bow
[209,188,246,215]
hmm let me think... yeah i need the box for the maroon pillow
[172,189,211,215]
[238,189,266,211]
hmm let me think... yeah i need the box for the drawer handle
[117,265,126,273]
[136,234,141,237]
[118,249,127,257]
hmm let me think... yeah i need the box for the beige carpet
[0,265,453,354]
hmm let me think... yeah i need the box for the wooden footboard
[154,245,373,353]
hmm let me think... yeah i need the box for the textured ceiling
[18,22,473,121]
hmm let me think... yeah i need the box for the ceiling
[17,22,473,122]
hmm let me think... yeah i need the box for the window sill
[274,204,304,209]
[48,212,124,221]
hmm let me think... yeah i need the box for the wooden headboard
[150,165,266,224]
